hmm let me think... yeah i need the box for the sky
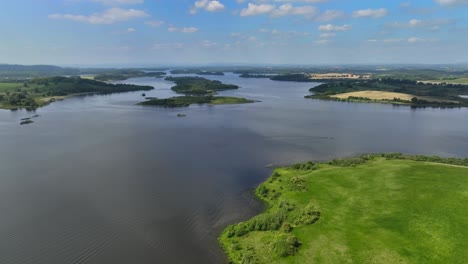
[1,0,468,66]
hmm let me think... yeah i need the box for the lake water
[1,73,468,264]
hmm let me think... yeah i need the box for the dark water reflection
[0,73,467,263]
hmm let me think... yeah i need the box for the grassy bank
[220,153,468,264]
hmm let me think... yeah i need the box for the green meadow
[220,154,468,264]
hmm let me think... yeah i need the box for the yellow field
[330,90,415,100]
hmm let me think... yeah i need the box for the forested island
[306,78,468,107]
[0,76,153,109]
[93,70,166,81]
[220,153,468,264]
[138,76,254,107]
[169,69,224,75]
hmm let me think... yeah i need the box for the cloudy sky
[1,0,468,66]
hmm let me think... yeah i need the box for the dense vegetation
[94,70,166,81]
[165,76,238,95]
[306,78,468,107]
[270,74,314,82]
[238,73,272,78]
[0,76,153,109]
[138,95,253,107]
[220,153,468,264]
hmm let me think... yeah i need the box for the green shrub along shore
[219,153,468,264]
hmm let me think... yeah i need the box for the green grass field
[220,155,468,264]
[0,82,22,91]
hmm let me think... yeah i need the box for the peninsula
[220,153,468,264]
[306,78,468,107]
[0,76,153,109]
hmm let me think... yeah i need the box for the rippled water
[1,73,468,263]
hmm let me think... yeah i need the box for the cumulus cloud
[152,43,185,50]
[48,8,148,24]
[168,26,199,33]
[191,0,225,14]
[240,3,275,16]
[240,3,317,17]
[145,20,164,27]
[271,4,317,17]
[352,8,387,18]
[315,10,345,22]
[386,18,454,30]
[318,24,352,31]
[127,27,136,32]
[315,39,331,44]
[435,0,468,6]
[319,32,335,38]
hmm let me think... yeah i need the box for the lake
[1,73,468,263]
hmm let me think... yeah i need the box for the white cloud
[145,20,164,27]
[240,3,275,16]
[191,0,225,14]
[315,10,345,22]
[319,33,335,38]
[127,27,136,32]
[408,37,436,43]
[152,43,184,50]
[90,0,143,4]
[435,0,468,6]
[383,38,404,43]
[48,8,148,24]
[202,40,218,47]
[271,4,317,17]
[315,39,331,44]
[240,3,317,17]
[386,18,453,30]
[168,26,199,33]
[352,8,387,18]
[318,24,352,31]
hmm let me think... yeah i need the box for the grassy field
[220,155,468,264]
[330,90,415,101]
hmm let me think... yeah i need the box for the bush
[271,234,300,257]
[295,203,320,225]
[289,177,308,191]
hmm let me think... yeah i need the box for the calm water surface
[1,73,468,263]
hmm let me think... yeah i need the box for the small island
[139,76,254,107]
[220,153,468,264]
[0,76,153,109]
[306,78,468,107]
[139,95,254,107]
[169,69,224,75]
[93,70,166,81]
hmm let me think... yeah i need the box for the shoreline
[219,153,468,263]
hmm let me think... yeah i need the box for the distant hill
[0,64,80,79]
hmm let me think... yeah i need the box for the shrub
[271,234,300,257]
[289,177,308,191]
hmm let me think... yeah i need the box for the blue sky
[1,0,468,66]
